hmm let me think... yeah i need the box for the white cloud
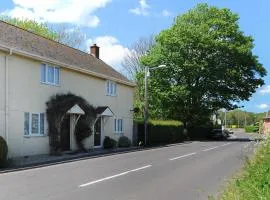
[1,0,111,27]
[87,36,130,71]
[129,0,150,16]
[259,85,270,95]
[162,9,172,17]
[257,104,269,109]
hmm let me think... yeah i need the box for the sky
[0,0,269,113]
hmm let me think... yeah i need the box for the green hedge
[245,126,259,133]
[136,120,184,146]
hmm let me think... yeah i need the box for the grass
[218,137,270,200]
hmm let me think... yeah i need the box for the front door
[94,118,102,147]
[61,115,70,151]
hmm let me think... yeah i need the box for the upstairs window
[106,80,117,96]
[41,63,60,86]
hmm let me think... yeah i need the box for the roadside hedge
[136,120,185,146]
[245,126,259,133]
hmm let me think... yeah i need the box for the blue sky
[0,0,269,113]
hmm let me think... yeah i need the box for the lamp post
[144,64,167,146]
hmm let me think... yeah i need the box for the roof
[96,106,114,117]
[0,21,134,86]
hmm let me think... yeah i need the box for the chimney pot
[90,44,100,59]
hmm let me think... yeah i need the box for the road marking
[79,165,152,187]
[169,152,197,161]
[202,146,219,152]
[221,143,232,147]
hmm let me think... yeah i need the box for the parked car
[223,129,234,135]
[208,129,229,140]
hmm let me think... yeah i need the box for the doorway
[60,115,70,151]
[94,117,102,147]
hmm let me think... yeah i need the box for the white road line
[169,152,197,161]
[202,146,219,152]
[79,165,152,187]
[221,143,232,147]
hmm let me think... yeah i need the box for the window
[106,80,117,96]
[24,112,45,136]
[114,118,123,133]
[40,63,60,86]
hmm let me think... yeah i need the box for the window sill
[41,81,60,87]
[24,135,47,138]
[114,132,124,134]
[106,94,117,97]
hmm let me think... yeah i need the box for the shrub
[0,136,8,168]
[118,136,131,148]
[245,126,259,133]
[103,136,117,149]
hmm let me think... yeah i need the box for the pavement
[0,132,258,200]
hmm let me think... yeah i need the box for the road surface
[0,133,253,200]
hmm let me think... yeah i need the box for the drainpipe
[5,48,12,146]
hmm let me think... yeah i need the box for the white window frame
[106,80,117,96]
[24,112,45,136]
[114,118,123,133]
[41,63,60,86]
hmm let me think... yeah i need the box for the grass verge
[218,137,270,200]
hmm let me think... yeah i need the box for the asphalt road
[0,132,254,200]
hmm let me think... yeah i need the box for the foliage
[118,136,132,148]
[136,120,185,146]
[218,109,268,127]
[219,138,270,199]
[103,136,117,149]
[46,93,96,153]
[140,3,266,128]
[245,125,259,133]
[0,136,8,168]
[1,16,58,41]
[121,35,155,119]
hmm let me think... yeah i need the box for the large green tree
[141,4,266,128]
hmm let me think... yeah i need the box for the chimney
[90,44,100,59]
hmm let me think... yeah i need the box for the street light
[144,64,167,146]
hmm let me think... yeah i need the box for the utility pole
[144,66,149,146]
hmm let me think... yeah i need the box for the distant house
[262,116,270,135]
[0,21,135,158]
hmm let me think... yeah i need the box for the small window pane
[112,83,115,95]
[32,114,39,134]
[24,112,30,135]
[40,64,46,82]
[107,81,110,94]
[40,113,45,135]
[120,119,123,132]
[55,67,60,85]
[47,66,54,84]
[114,119,117,132]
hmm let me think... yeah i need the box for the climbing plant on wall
[46,93,96,154]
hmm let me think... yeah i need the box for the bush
[118,136,131,148]
[136,120,184,146]
[0,136,8,168]
[103,136,117,149]
[245,126,259,133]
